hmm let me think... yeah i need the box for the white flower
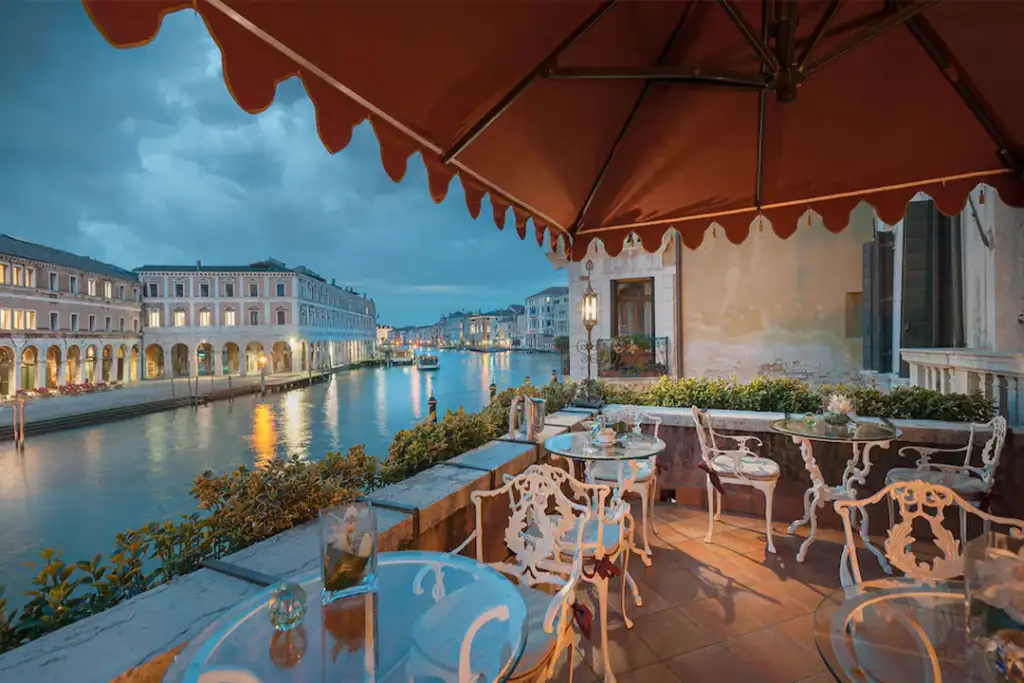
[827,394,853,415]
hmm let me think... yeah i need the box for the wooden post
[489,382,497,402]
[524,376,531,386]
[428,395,437,423]
[551,369,558,384]
[17,399,25,450]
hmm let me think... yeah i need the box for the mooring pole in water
[551,369,558,384]
[524,376,531,386]
[428,395,437,423]
[489,382,497,402]
[15,399,25,450]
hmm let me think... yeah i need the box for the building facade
[137,259,376,378]
[0,235,143,395]
[523,286,569,350]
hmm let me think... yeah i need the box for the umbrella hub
[770,69,803,104]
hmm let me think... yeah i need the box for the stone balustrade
[902,347,1024,425]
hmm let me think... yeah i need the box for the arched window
[224,308,237,327]
[173,308,186,327]
[275,307,286,325]
[198,308,212,327]
[248,308,260,326]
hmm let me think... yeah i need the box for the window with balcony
[147,310,160,328]
[88,314,96,331]
[87,279,96,296]
[50,312,58,330]
[249,309,259,325]
[70,276,78,294]
[104,281,112,298]
[225,282,234,297]
[71,313,79,331]
[248,282,259,297]
[49,272,58,291]
[147,282,157,297]
[104,316,111,331]
[119,317,125,332]
[199,309,211,327]
[174,309,185,327]
[275,282,285,297]
[199,282,210,298]
[276,309,286,325]
[225,309,236,326]
[174,282,185,297]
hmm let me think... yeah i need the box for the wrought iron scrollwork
[596,336,670,378]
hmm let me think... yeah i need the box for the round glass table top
[163,551,529,683]
[814,578,980,683]
[771,417,902,443]
[544,431,665,462]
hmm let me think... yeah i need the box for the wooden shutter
[900,200,938,375]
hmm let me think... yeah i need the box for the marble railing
[901,347,1024,425]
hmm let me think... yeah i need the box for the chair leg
[649,476,659,536]
[638,486,652,556]
[960,506,968,547]
[714,490,723,521]
[763,483,777,554]
[704,477,715,544]
[594,577,616,683]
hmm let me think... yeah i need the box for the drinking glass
[966,531,1024,681]
[320,503,378,605]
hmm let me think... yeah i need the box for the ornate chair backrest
[835,481,1024,586]
[469,464,611,588]
[975,416,1008,488]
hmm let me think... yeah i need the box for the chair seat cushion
[885,467,987,498]
[710,454,780,480]
[589,459,654,483]
[410,579,561,679]
[526,514,623,555]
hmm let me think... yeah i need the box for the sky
[0,3,566,327]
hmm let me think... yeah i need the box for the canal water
[0,350,560,606]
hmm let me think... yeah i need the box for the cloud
[0,3,566,325]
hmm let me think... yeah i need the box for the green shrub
[600,375,994,423]
[0,380,576,654]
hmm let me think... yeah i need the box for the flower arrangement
[823,393,855,427]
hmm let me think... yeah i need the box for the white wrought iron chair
[585,407,663,558]
[692,406,780,553]
[409,464,630,683]
[835,480,1024,587]
[832,482,1024,683]
[885,416,1008,542]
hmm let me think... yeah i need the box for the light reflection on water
[0,351,560,604]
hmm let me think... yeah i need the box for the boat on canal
[416,354,440,370]
[390,348,415,367]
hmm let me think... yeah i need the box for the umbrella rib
[440,0,619,165]
[903,13,1022,175]
[803,0,942,77]
[754,0,771,210]
[546,66,766,90]
[717,0,780,72]
[795,0,841,72]
[570,1,696,235]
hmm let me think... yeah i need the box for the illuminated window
[0,309,10,330]
[147,310,160,328]
[13,310,24,330]
[104,281,112,298]
[174,309,185,327]
[199,310,211,327]
[225,309,236,326]
[87,279,96,296]
[12,266,23,286]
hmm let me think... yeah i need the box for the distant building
[136,259,376,378]
[0,234,143,395]
[524,286,569,350]
[376,325,392,346]
[442,311,472,346]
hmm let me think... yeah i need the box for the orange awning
[83,0,1024,259]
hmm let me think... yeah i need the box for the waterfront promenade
[0,372,320,434]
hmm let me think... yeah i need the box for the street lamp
[575,260,602,407]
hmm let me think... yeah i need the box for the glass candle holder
[320,502,378,605]
[966,532,1024,682]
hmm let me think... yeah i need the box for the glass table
[814,578,990,683]
[771,417,902,565]
[163,551,529,683]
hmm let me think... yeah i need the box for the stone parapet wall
[0,409,591,683]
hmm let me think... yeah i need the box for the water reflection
[0,351,560,606]
[251,403,277,467]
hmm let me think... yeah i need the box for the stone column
[13,353,22,393]
[214,345,224,377]
[36,358,47,390]
[58,356,67,386]
[163,345,172,379]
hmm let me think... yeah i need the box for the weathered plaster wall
[680,204,875,384]
[992,193,1024,352]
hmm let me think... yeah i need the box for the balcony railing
[596,335,670,378]
[901,347,1024,425]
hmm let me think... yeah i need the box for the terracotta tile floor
[549,502,892,683]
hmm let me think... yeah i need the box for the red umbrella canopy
[84,0,1024,259]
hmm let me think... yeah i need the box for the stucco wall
[679,204,874,384]
[992,194,1024,352]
